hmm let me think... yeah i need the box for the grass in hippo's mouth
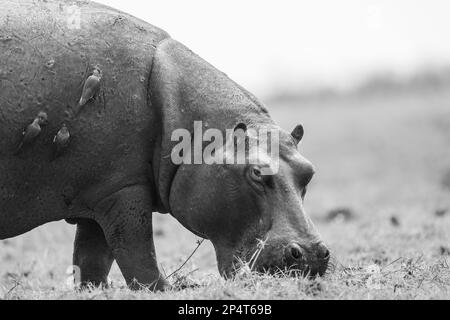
[232,236,269,276]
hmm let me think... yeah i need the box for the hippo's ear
[291,124,304,144]
[234,122,247,133]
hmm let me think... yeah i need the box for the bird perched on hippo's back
[78,68,102,108]
[52,123,70,159]
[14,112,48,154]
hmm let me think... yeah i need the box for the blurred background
[96,0,450,99]
[1,1,449,297]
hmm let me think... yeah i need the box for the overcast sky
[96,0,450,96]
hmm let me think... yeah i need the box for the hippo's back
[0,0,169,237]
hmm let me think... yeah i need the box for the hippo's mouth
[240,257,329,278]
[256,262,329,278]
[226,256,329,279]
[223,238,330,279]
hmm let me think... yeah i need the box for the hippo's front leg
[73,219,115,287]
[94,185,169,291]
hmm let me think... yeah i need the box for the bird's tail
[13,142,24,155]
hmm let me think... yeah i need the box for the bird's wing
[79,76,100,106]
[85,77,100,91]
[23,127,40,140]
[80,88,93,105]
[82,86,92,97]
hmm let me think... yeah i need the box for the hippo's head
[169,123,330,278]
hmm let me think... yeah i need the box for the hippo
[0,0,329,290]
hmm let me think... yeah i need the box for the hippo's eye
[250,167,262,181]
[247,166,269,192]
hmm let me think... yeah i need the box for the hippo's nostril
[289,243,303,260]
[317,245,330,260]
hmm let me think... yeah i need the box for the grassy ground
[1,92,449,299]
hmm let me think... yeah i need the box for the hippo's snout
[283,242,330,277]
[250,238,330,278]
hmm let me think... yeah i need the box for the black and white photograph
[0,0,449,303]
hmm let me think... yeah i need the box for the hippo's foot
[73,218,114,288]
[95,185,168,291]
[128,277,171,291]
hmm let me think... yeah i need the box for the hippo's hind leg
[73,219,114,287]
[94,185,169,291]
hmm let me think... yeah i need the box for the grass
[1,91,449,299]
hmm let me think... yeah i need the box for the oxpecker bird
[52,123,71,158]
[14,115,46,154]
[14,111,48,154]
[79,69,102,107]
